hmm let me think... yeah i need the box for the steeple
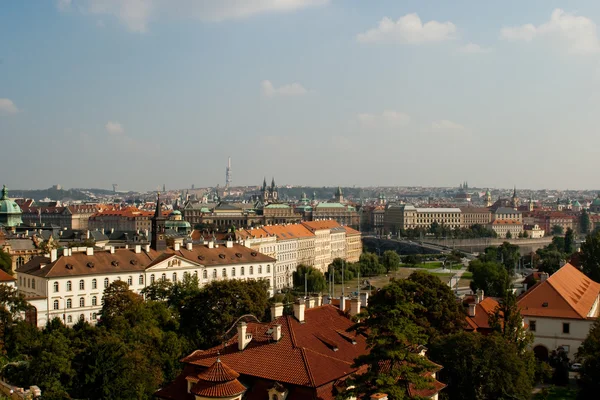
[151,193,167,251]
[262,177,267,191]
[271,177,276,190]
[1,185,7,200]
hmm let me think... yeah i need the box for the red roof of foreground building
[188,359,246,398]
[0,268,16,282]
[463,295,500,332]
[518,263,600,320]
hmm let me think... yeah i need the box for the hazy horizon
[3,1,600,191]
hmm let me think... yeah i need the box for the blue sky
[2,1,600,191]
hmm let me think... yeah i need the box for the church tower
[151,193,167,251]
[485,189,492,207]
[511,186,520,209]
[270,177,278,202]
[335,186,344,203]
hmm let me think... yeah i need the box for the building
[235,227,277,260]
[0,268,16,287]
[400,206,462,230]
[21,204,102,230]
[0,236,41,271]
[311,202,360,228]
[462,290,500,334]
[524,224,545,239]
[518,264,600,361]
[492,207,522,223]
[343,226,362,263]
[156,299,444,400]
[0,185,23,231]
[489,219,523,238]
[89,207,170,233]
[301,221,334,272]
[262,225,299,290]
[459,207,492,227]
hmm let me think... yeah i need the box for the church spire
[151,192,166,251]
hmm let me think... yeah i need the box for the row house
[344,226,362,262]
[88,207,170,233]
[21,204,104,230]
[262,225,300,290]
[523,211,576,235]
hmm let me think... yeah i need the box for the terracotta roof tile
[0,269,16,282]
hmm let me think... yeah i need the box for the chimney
[316,294,322,307]
[339,295,346,312]
[360,292,369,307]
[110,246,115,254]
[237,322,252,351]
[226,239,233,248]
[86,247,94,256]
[110,228,114,234]
[186,242,193,251]
[468,303,476,317]
[50,249,58,263]
[63,248,69,257]
[86,230,90,239]
[272,324,282,341]
[476,289,484,304]
[307,297,316,309]
[174,243,180,251]
[135,245,142,254]
[208,241,214,249]
[293,298,305,323]
[271,302,284,321]
[540,272,549,282]
[101,228,104,234]
[370,394,388,400]
[145,244,150,253]
[144,229,149,237]
[350,298,361,317]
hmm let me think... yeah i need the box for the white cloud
[261,80,308,97]
[59,0,329,32]
[458,43,492,54]
[501,9,600,54]
[357,110,411,128]
[105,121,124,135]
[0,98,19,114]
[357,13,457,44]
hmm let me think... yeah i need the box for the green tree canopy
[580,231,600,282]
[564,227,575,255]
[551,225,564,235]
[581,209,591,234]
[293,265,327,293]
[0,247,12,275]
[577,318,600,397]
[428,332,535,400]
[468,260,509,297]
[489,290,532,353]
[381,250,401,273]
[0,284,28,353]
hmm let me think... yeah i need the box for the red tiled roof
[189,359,246,398]
[463,297,500,332]
[263,224,315,240]
[301,220,343,231]
[0,269,16,282]
[518,263,600,319]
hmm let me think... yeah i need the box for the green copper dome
[0,185,23,227]
[592,197,600,206]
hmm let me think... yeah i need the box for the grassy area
[461,272,473,279]
[532,386,578,399]
[400,262,443,270]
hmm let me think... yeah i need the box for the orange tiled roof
[189,360,246,398]
[262,224,315,240]
[491,219,522,225]
[342,226,360,235]
[463,297,500,331]
[518,263,600,319]
[0,269,16,282]
[301,220,343,231]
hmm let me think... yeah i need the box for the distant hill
[10,187,91,202]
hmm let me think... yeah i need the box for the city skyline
[3,1,600,190]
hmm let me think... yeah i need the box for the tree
[0,248,12,275]
[581,209,591,234]
[359,252,385,276]
[403,254,422,267]
[523,230,529,238]
[564,227,575,255]
[580,231,600,282]
[343,279,438,400]
[536,249,564,275]
[381,250,401,273]
[0,284,28,353]
[430,221,442,238]
[551,225,564,235]
[100,280,143,328]
[577,318,600,397]
[141,279,174,302]
[428,332,535,400]
[506,230,512,239]
[489,290,532,353]
[468,260,509,297]
[293,265,327,293]
[406,271,465,343]
[548,347,570,386]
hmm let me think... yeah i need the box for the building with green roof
[0,185,23,231]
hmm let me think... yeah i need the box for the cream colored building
[301,221,336,272]
[525,224,545,238]
[343,226,362,262]
[459,207,492,227]
[262,225,299,290]
[235,227,277,260]
[489,219,523,238]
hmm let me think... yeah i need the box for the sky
[2,1,600,191]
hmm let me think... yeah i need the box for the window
[79,280,85,290]
[222,268,227,278]
[151,274,155,283]
[241,267,245,276]
[53,300,59,310]
[32,279,36,289]
[231,267,236,277]
[212,269,217,278]
[529,320,536,332]
[80,297,85,307]
[80,314,85,322]
[127,276,133,286]
[92,296,97,306]
[258,266,262,274]
[92,279,97,289]
[267,265,271,273]
[203,270,207,279]
[172,273,177,282]
[250,266,254,275]
[66,299,72,309]
[67,315,72,323]
[104,278,109,288]
[66,280,72,291]
[92,312,97,320]
[563,323,570,334]
[139,275,144,285]
[161,273,166,281]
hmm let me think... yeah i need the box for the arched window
[222,268,227,278]
[53,300,59,310]
[66,299,72,309]
[67,315,72,323]
[172,273,177,282]
[79,297,85,307]
[27,278,30,288]
[151,274,155,283]
[79,280,85,290]
[250,266,254,275]
[212,269,217,278]
[258,265,262,274]
[79,314,85,322]
[92,279,97,289]
[54,281,59,292]
[104,278,109,288]
[32,279,36,289]
[203,270,207,279]
[127,276,133,286]
[231,267,236,277]
[161,273,166,281]
[139,275,144,284]
[241,266,245,276]
[16,257,24,267]
[66,281,72,291]
[92,296,97,306]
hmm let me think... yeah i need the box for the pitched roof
[518,263,600,319]
[301,220,342,231]
[491,219,522,225]
[463,296,500,331]
[175,243,276,266]
[0,268,16,282]
[342,226,360,235]
[263,224,315,240]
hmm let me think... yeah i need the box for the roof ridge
[301,346,354,366]
[542,278,586,319]
[299,347,317,388]
[286,315,299,349]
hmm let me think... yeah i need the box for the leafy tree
[523,230,529,238]
[343,279,437,400]
[430,221,442,238]
[0,284,28,353]
[0,248,12,275]
[100,280,143,328]
[506,230,512,239]
[536,248,564,275]
[381,250,401,272]
[468,260,509,297]
[548,347,570,386]
[580,231,600,282]
[489,290,532,353]
[293,265,327,293]
[577,318,600,397]
[403,254,422,266]
[406,271,464,343]
[429,332,535,400]
[564,227,575,255]
[581,209,591,234]
[358,252,385,276]
[551,225,564,235]
[141,279,174,302]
